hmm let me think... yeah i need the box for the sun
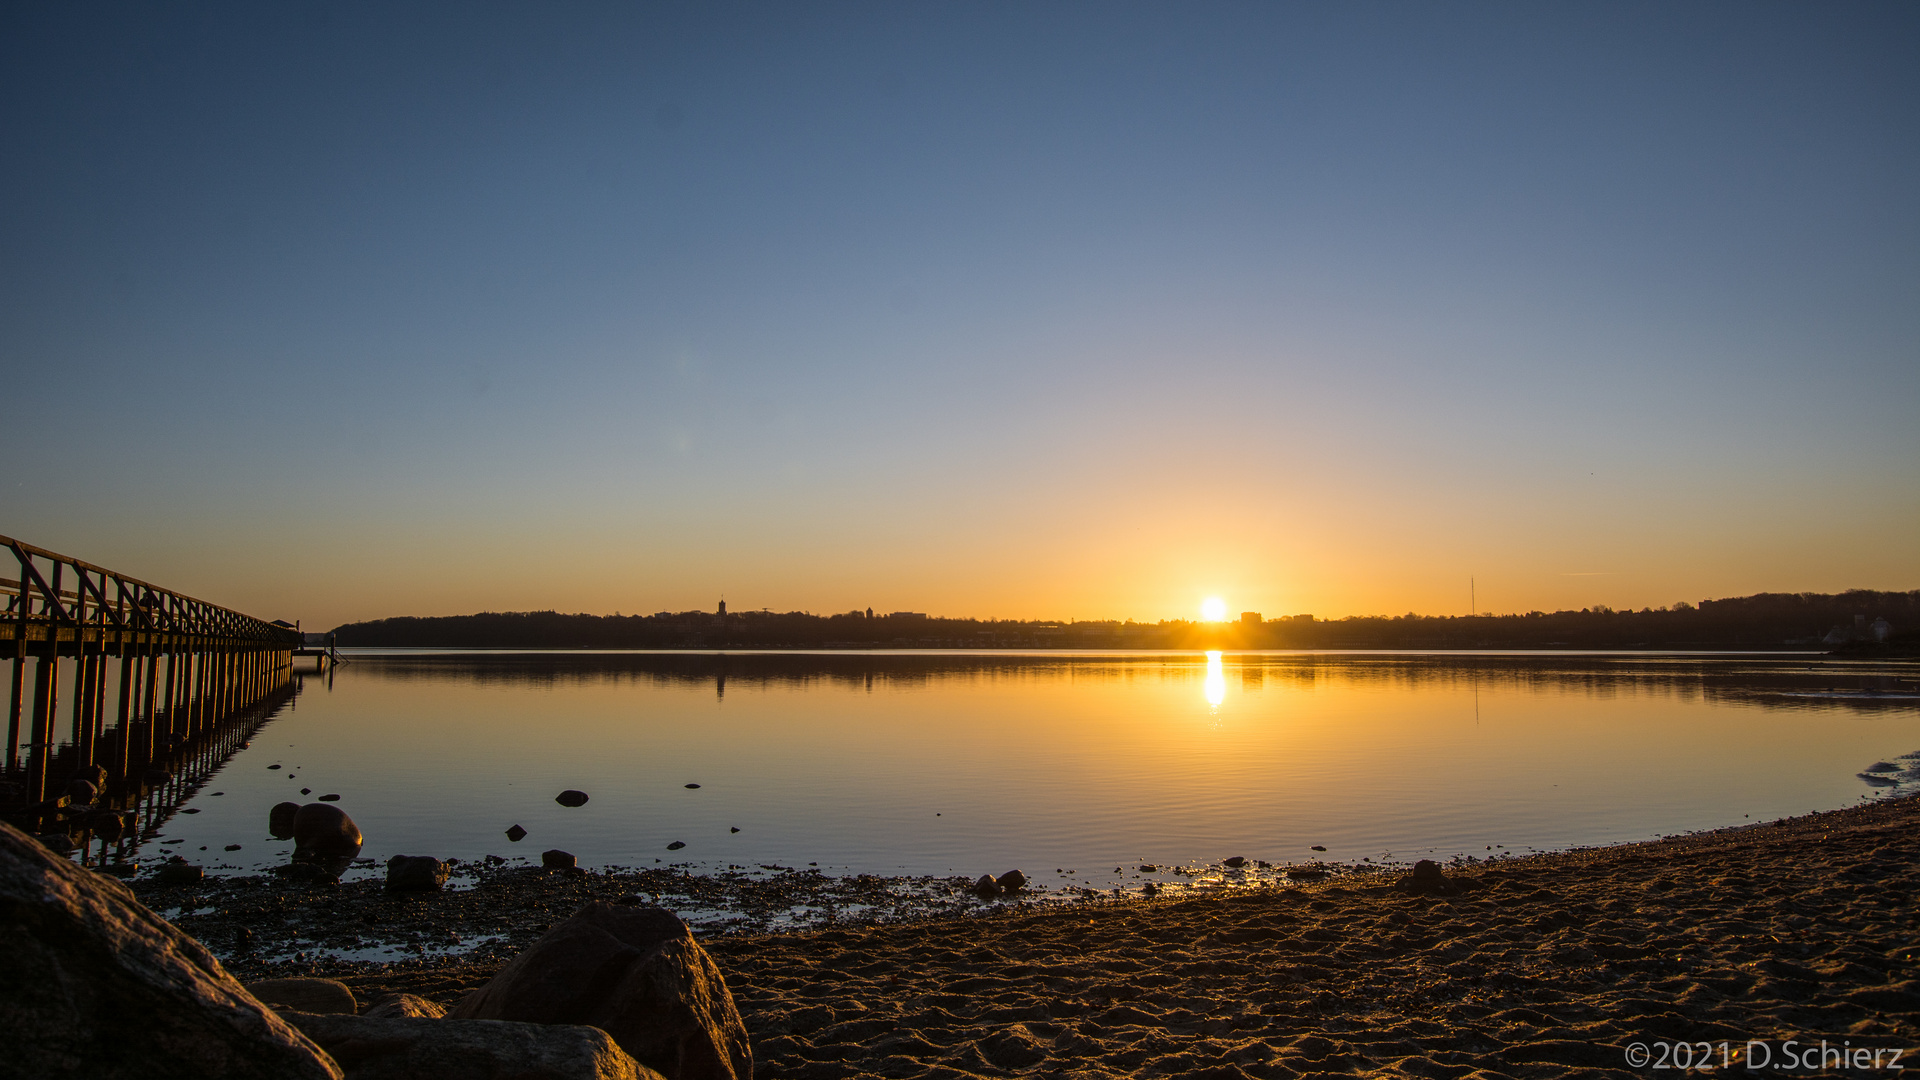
[1200,597,1227,622]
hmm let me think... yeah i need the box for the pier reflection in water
[133,651,1920,891]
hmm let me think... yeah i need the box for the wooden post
[28,653,56,803]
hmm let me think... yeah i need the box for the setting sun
[1200,597,1227,622]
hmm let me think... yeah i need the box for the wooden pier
[2,535,301,837]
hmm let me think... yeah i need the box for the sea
[136,650,1920,891]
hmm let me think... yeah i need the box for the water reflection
[139,650,1920,888]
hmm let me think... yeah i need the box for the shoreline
[135,793,1920,1077]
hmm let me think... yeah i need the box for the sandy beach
[139,793,1920,1078]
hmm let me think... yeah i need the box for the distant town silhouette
[333,590,1916,653]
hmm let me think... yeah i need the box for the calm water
[142,651,1920,889]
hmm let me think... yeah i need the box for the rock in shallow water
[555,790,590,807]
[451,902,751,1080]
[292,803,362,859]
[995,869,1028,893]
[385,855,449,892]
[0,819,341,1079]
[543,849,578,870]
[269,801,301,839]
[506,825,529,843]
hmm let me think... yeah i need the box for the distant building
[717,600,727,616]
[888,612,928,620]
[1241,612,1262,625]
[1873,617,1892,642]
[866,608,873,619]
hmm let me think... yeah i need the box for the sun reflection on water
[1204,650,1226,707]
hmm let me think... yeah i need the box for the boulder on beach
[972,874,1000,898]
[543,849,578,870]
[451,902,752,1080]
[269,801,302,839]
[282,1012,660,1080]
[385,855,449,893]
[556,790,590,807]
[995,869,1028,893]
[363,994,448,1020]
[292,803,363,859]
[246,977,357,1015]
[0,819,341,1079]
[1223,856,1247,868]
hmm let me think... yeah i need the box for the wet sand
[145,796,1919,1077]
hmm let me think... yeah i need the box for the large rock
[283,1012,661,1080]
[269,802,302,839]
[0,819,341,1079]
[384,855,447,893]
[247,977,357,1015]
[293,803,363,858]
[451,903,751,1080]
[363,994,446,1020]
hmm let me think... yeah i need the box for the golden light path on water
[139,652,1920,892]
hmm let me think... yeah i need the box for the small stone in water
[666,841,686,850]
[182,808,199,814]
[1224,856,1247,868]
[225,844,242,851]
[268,765,281,770]
[211,792,224,796]
[554,790,589,807]
[319,794,340,801]
[1311,845,1327,852]
[684,783,701,789]
[300,788,311,795]
[505,824,528,842]
[730,827,740,833]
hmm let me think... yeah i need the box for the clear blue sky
[4,3,1915,627]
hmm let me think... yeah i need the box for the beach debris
[268,801,301,839]
[667,841,687,851]
[318,793,340,802]
[1310,845,1327,852]
[284,1011,647,1078]
[1223,856,1247,868]
[555,789,590,807]
[246,977,357,1015]
[973,875,1001,898]
[506,824,528,842]
[362,994,447,1019]
[386,854,450,892]
[0,821,337,1079]
[542,849,578,870]
[996,869,1028,893]
[450,902,753,1080]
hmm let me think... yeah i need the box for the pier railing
[2,534,301,828]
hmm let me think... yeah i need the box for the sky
[2,2,1915,629]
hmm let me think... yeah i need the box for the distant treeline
[331,590,1918,652]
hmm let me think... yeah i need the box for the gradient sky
[3,3,1915,629]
